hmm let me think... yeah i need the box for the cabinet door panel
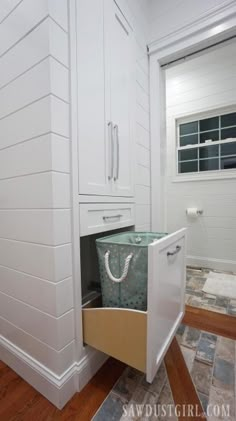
[77,0,111,195]
[106,3,134,197]
[146,228,187,382]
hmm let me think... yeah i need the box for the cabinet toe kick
[82,308,147,373]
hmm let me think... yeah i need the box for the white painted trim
[76,348,108,392]
[175,103,236,124]
[172,171,236,183]
[158,310,184,361]
[149,56,166,231]
[68,0,84,362]
[78,194,135,204]
[148,1,236,57]
[0,334,108,409]
[149,3,236,232]
[68,2,111,405]
[187,256,236,273]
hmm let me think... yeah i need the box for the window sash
[177,138,236,175]
[177,110,236,175]
[179,124,236,138]
[177,137,236,151]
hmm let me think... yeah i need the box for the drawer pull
[108,121,114,180]
[167,245,181,257]
[103,214,122,221]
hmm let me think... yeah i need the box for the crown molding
[148,1,236,58]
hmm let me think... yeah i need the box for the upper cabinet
[76,0,134,198]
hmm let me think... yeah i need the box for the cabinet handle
[167,245,181,256]
[108,121,113,180]
[103,214,122,220]
[113,124,119,181]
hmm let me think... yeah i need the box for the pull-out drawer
[82,228,186,383]
[80,203,134,236]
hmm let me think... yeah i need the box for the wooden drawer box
[82,228,187,383]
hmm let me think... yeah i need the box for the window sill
[172,170,236,183]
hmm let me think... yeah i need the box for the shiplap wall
[165,41,236,271]
[0,0,75,376]
[121,0,151,231]
[0,0,150,394]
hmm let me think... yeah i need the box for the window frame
[175,107,236,182]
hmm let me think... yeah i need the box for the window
[177,111,236,175]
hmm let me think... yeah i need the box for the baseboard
[76,347,108,392]
[0,335,108,409]
[187,255,236,273]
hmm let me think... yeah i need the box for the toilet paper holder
[186,209,203,215]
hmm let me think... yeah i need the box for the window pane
[199,145,219,159]
[179,161,198,173]
[200,130,219,143]
[179,121,198,136]
[221,156,236,169]
[180,134,198,147]
[200,116,219,132]
[221,112,236,128]
[178,149,198,161]
[200,158,219,172]
[221,142,236,156]
[221,127,236,140]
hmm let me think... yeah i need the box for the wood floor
[165,337,207,421]
[183,304,236,340]
[0,306,235,421]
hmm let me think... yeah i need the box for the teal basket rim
[96,231,168,247]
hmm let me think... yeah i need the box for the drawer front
[82,227,187,384]
[79,203,134,236]
[146,228,186,382]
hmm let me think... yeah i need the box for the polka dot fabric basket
[96,232,168,311]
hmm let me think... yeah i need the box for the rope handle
[104,250,133,283]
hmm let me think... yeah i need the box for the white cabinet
[82,228,186,383]
[77,0,134,197]
[105,1,134,197]
[76,0,108,196]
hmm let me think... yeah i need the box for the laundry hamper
[96,232,168,311]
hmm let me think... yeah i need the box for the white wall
[148,0,234,44]
[165,41,236,271]
[0,0,75,384]
[117,0,151,231]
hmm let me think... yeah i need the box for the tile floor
[93,326,236,420]
[186,267,236,316]
[93,364,177,421]
[177,325,236,421]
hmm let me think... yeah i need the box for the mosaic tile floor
[186,267,236,316]
[93,364,177,421]
[93,327,236,420]
[177,325,236,421]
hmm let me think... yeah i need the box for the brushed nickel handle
[108,121,113,180]
[113,124,119,181]
[167,245,181,256]
[103,214,122,221]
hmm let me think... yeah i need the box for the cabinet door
[146,228,186,383]
[106,2,134,197]
[77,0,112,196]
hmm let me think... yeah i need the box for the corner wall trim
[0,335,107,409]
